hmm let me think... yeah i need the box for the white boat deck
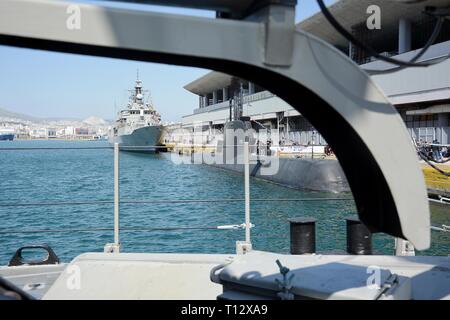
[0,263,67,299]
[41,253,233,300]
[214,251,450,300]
[1,251,449,300]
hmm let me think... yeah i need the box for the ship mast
[128,69,147,108]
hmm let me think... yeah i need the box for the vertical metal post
[114,142,120,247]
[286,116,289,137]
[348,41,353,59]
[289,217,316,254]
[398,18,412,54]
[395,238,415,256]
[244,141,251,243]
[346,216,372,255]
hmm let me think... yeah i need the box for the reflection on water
[0,140,448,264]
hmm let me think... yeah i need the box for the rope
[418,147,450,164]
[418,151,450,177]
[1,224,447,236]
[0,197,353,207]
[0,200,112,207]
[413,139,450,177]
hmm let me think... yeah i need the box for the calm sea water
[0,140,448,264]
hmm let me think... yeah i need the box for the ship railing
[0,143,268,253]
[0,143,353,255]
[0,144,447,255]
[0,197,355,236]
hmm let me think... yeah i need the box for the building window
[404,114,438,128]
[207,93,213,106]
[217,89,223,103]
[418,127,435,143]
[436,113,450,127]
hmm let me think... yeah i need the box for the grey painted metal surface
[110,125,163,151]
[42,253,232,299]
[215,251,450,300]
[212,157,350,193]
[367,41,450,104]
[107,0,289,17]
[0,0,430,249]
[0,264,67,299]
[1,251,448,300]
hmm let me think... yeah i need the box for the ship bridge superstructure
[115,77,161,135]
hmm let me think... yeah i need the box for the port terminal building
[178,0,450,146]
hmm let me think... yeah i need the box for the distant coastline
[10,137,106,141]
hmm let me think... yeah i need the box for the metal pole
[394,238,415,256]
[244,141,251,243]
[286,116,289,137]
[114,143,120,246]
[346,216,372,255]
[288,217,316,254]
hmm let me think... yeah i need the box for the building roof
[298,0,449,48]
[184,0,449,94]
[183,72,233,96]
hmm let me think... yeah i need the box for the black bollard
[346,216,372,255]
[288,217,316,254]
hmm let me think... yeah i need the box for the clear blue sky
[0,0,336,122]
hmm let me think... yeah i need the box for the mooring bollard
[346,216,372,255]
[288,217,316,254]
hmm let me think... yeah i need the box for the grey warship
[109,76,162,152]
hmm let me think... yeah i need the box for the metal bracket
[236,241,252,255]
[8,244,60,267]
[275,259,295,300]
[394,238,415,256]
[217,223,255,230]
[376,273,399,300]
[246,4,295,66]
[104,243,121,253]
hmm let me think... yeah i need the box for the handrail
[0,143,353,252]
[0,224,251,235]
[114,143,120,248]
[0,198,354,207]
[0,223,445,236]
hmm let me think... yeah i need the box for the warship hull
[109,125,163,153]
